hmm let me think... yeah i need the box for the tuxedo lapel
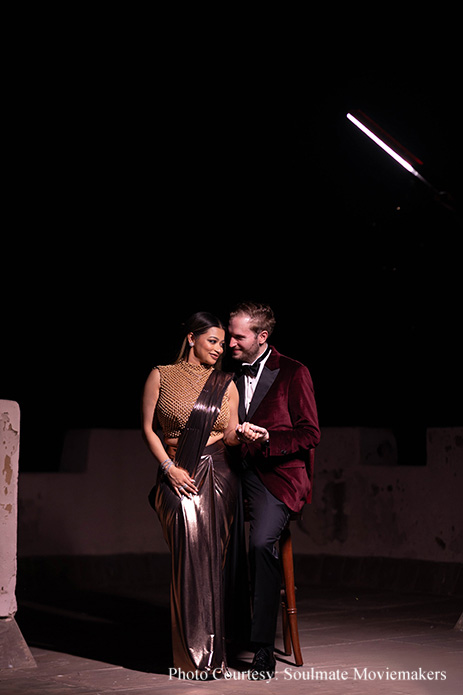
[246,364,280,421]
[236,375,247,422]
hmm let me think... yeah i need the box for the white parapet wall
[292,427,463,562]
[17,426,463,566]
[18,428,164,556]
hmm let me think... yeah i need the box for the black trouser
[242,466,290,648]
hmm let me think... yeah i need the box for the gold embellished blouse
[155,361,230,440]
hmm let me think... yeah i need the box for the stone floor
[1,585,462,694]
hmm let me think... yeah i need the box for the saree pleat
[152,370,239,675]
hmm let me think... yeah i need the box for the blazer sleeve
[265,363,320,458]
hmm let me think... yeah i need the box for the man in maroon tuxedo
[228,302,320,680]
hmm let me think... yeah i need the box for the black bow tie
[240,346,271,378]
[240,363,260,378]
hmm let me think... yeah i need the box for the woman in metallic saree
[141,313,267,679]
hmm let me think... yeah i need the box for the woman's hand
[166,465,199,499]
[236,422,269,443]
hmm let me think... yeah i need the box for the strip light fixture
[347,112,416,173]
[346,110,456,213]
[346,110,431,187]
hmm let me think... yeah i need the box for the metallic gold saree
[152,370,239,676]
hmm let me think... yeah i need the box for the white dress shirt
[242,347,271,414]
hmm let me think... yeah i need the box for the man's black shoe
[248,647,276,680]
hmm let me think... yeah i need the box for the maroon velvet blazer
[236,346,320,512]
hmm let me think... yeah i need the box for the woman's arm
[141,368,170,462]
[141,368,198,497]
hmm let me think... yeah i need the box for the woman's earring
[189,342,194,347]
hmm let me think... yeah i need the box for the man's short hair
[230,301,276,337]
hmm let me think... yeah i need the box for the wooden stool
[279,512,303,666]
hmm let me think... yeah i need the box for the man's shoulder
[269,346,310,374]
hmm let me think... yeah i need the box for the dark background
[3,22,462,470]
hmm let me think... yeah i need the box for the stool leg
[280,526,303,666]
[281,589,291,655]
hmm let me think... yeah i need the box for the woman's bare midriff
[165,434,224,462]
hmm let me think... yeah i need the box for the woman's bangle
[160,458,174,472]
